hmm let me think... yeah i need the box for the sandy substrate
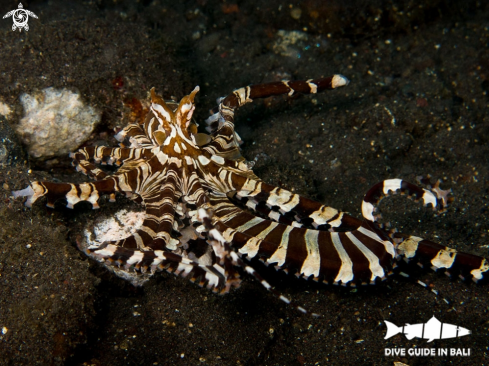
[0,1,488,365]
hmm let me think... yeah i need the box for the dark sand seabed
[0,0,488,364]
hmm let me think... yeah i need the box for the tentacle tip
[12,186,34,199]
[332,74,350,88]
[114,131,125,142]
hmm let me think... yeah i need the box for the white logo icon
[384,316,471,342]
[3,3,38,32]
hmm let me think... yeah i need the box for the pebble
[16,88,101,159]
[290,8,302,20]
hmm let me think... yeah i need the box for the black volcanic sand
[0,1,488,365]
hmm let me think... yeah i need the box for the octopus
[12,75,489,314]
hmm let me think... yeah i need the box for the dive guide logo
[384,316,471,342]
[3,3,38,32]
[384,316,472,358]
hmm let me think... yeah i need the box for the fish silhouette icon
[384,316,471,342]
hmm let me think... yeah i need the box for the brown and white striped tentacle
[191,154,397,287]
[194,149,260,192]
[196,207,317,315]
[191,152,355,232]
[12,177,124,209]
[86,184,178,266]
[75,178,236,288]
[115,123,155,148]
[416,176,452,209]
[206,74,350,134]
[395,235,489,284]
[81,183,233,291]
[362,179,489,284]
[87,241,230,291]
[105,174,180,252]
[12,150,168,209]
[361,178,449,224]
[194,208,242,293]
[230,175,360,232]
[205,191,395,286]
[201,121,243,161]
[227,191,305,228]
[195,160,302,228]
[179,167,211,208]
[203,75,349,157]
[70,146,154,180]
